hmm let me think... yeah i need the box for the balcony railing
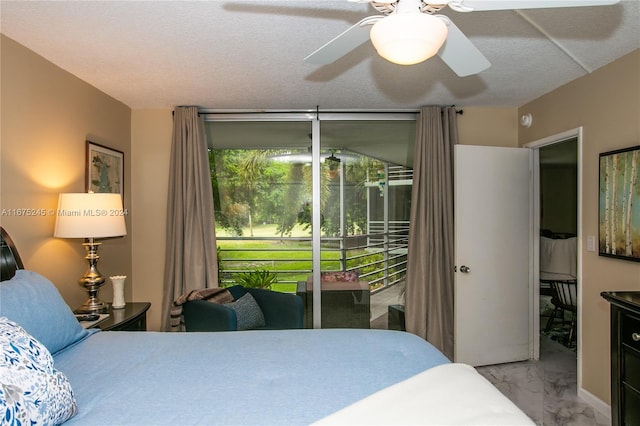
[217,225,408,294]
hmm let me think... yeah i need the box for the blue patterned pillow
[0,316,78,425]
[228,293,265,330]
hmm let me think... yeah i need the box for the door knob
[459,265,470,273]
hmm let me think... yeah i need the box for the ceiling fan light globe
[370,13,448,65]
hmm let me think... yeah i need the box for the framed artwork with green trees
[599,145,640,262]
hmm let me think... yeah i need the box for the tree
[277,163,305,237]
[211,150,246,235]
[238,151,266,236]
[604,156,611,253]
[611,154,618,254]
[210,148,388,241]
[625,150,638,256]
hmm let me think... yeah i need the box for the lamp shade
[370,13,448,65]
[54,193,127,239]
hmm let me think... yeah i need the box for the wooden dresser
[601,291,640,426]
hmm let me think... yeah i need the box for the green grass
[215,223,404,293]
[217,226,344,290]
[216,223,311,238]
[217,224,344,273]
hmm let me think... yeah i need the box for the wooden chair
[544,279,577,345]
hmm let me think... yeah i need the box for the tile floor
[369,286,609,425]
[477,337,609,426]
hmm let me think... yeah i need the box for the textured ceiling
[1,0,638,110]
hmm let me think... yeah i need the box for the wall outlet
[587,235,596,252]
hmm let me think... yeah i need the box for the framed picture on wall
[86,141,124,197]
[598,145,640,262]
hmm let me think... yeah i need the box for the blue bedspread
[53,328,448,425]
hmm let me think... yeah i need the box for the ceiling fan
[304,0,620,77]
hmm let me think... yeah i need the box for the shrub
[235,270,279,290]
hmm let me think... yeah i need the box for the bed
[0,227,534,425]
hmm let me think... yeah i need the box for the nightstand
[97,302,151,331]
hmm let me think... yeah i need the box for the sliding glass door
[204,111,415,329]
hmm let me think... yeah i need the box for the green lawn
[216,222,311,238]
[216,224,343,292]
[215,223,397,293]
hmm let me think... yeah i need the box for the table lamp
[54,192,127,313]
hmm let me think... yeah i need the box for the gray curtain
[161,106,218,331]
[405,106,458,359]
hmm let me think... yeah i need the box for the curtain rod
[171,107,464,116]
[197,108,421,115]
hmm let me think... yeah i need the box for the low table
[297,281,370,328]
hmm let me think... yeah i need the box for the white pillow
[0,316,78,425]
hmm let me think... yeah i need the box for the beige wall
[518,49,640,404]
[130,109,173,331]
[541,165,578,235]
[458,107,519,147]
[0,35,132,307]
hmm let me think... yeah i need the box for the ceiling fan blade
[348,0,395,3]
[447,0,619,12]
[304,16,381,65]
[436,17,490,77]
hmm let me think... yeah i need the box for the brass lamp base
[75,298,109,314]
[76,239,109,314]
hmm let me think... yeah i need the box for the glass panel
[318,120,414,329]
[206,121,313,305]
[205,117,415,330]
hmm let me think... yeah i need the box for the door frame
[524,127,582,383]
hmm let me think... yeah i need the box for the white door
[454,145,532,366]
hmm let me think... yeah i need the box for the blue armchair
[182,285,304,332]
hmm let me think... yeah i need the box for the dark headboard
[1,227,24,281]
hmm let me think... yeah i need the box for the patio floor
[369,282,404,329]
